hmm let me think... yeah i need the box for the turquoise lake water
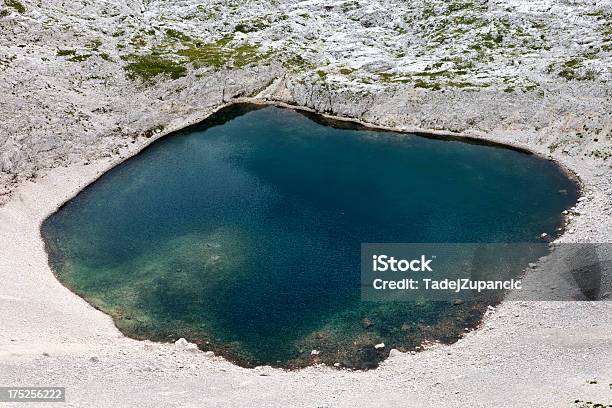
[42,104,578,368]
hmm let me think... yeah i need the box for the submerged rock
[361,318,374,329]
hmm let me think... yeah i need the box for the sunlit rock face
[1,0,609,204]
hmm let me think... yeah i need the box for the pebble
[175,338,199,353]
[175,338,189,347]
[374,343,385,349]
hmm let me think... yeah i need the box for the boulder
[361,318,374,329]
[175,338,189,347]
[175,337,199,352]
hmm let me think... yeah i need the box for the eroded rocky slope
[0,0,610,203]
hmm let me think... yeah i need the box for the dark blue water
[42,105,578,368]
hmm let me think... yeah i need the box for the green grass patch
[175,36,270,69]
[422,3,436,18]
[124,54,187,82]
[445,0,486,14]
[130,33,147,49]
[57,49,77,56]
[86,39,102,51]
[414,79,442,90]
[413,78,487,90]
[481,32,504,48]
[235,17,269,33]
[558,69,576,80]
[175,36,234,69]
[563,58,581,68]
[413,70,451,78]
[446,80,487,89]
[5,0,25,13]
[165,29,193,44]
[557,58,596,81]
[283,54,315,72]
[232,43,269,68]
[378,73,411,83]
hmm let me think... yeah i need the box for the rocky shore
[1,0,611,406]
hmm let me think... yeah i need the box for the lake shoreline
[42,103,575,370]
[1,93,611,406]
